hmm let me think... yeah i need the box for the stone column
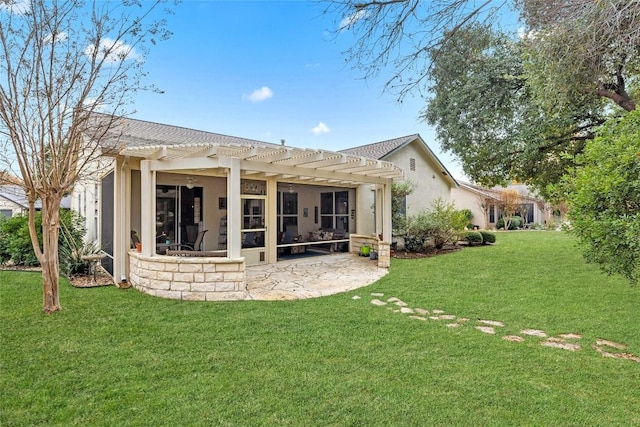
[377,241,390,268]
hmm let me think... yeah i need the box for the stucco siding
[451,186,488,228]
[384,141,452,216]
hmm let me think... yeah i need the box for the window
[242,198,265,248]
[409,158,416,171]
[398,196,407,219]
[517,203,534,224]
[320,191,349,232]
[0,209,12,219]
[277,191,298,233]
[489,204,495,223]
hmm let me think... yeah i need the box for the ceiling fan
[167,174,199,189]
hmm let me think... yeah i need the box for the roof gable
[341,134,458,187]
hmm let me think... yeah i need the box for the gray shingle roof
[0,185,71,210]
[100,115,280,149]
[339,134,420,160]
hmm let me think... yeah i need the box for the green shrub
[0,210,87,273]
[463,231,483,245]
[567,109,640,284]
[479,230,496,244]
[497,216,522,230]
[403,235,426,252]
[405,198,467,250]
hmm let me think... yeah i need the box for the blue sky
[133,1,465,178]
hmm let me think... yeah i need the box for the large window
[320,190,349,232]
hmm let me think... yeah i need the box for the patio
[245,252,389,300]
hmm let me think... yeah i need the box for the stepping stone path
[356,293,639,363]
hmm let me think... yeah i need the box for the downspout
[119,156,129,282]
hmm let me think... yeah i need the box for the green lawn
[1,232,639,426]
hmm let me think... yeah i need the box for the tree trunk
[29,195,62,314]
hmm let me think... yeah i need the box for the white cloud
[0,0,30,15]
[340,10,368,29]
[310,122,330,136]
[245,86,274,103]
[84,38,139,63]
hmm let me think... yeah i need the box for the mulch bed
[1,264,115,288]
[393,244,462,259]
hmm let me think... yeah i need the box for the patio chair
[131,230,141,249]
[173,229,208,251]
[242,232,256,248]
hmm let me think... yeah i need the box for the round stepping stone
[478,319,505,327]
[371,299,387,306]
[541,340,581,351]
[476,326,496,334]
[432,309,445,314]
[596,338,627,350]
[387,297,408,307]
[520,329,548,338]
[414,308,429,315]
[503,335,525,342]
[437,314,456,320]
[409,315,427,321]
[558,333,582,340]
[446,323,461,328]
[371,292,384,297]
[352,295,361,300]
[400,307,415,314]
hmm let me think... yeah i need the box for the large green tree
[423,24,606,196]
[327,0,639,192]
[566,110,640,284]
[0,0,172,313]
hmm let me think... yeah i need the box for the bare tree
[324,0,507,101]
[0,0,172,314]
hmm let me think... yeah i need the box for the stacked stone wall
[128,251,246,300]
[349,234,391,269]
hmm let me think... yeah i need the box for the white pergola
[113,142,403,281]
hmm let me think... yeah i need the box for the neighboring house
[452,181,554,229]
[84,116,402,300]
[340,134,459,230]
[0,184,72,219]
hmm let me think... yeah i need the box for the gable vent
[409,158,416,171]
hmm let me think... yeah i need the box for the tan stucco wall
[385,141,453,216]
[451,186,488,229]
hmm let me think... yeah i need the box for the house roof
[458,181,543,203]
[340,134,459,187]
[0,185,72,210]
[105,115,279,149]
[107,116,404,183]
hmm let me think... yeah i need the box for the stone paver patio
[245,253,387,300]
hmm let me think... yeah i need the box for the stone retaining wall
[349,234,391,269]
[128,251,247,301]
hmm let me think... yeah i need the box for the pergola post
[227,158,241,259]
[375,185,383,239]
[382,179,393,243]
[140,160,155,257]
[266,177,278,264]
